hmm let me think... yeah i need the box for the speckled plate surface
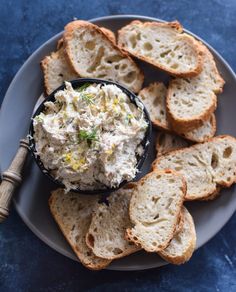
[0,15,235,271]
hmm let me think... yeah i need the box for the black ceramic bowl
[29,78,152,194]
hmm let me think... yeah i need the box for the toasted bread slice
[41,46,78,95]
[177,114,216,143]
[86,185,140,260]
[174,210,184,235]
[100,27,116,43]
[63,20,143,93]
[118,20,203,77]
[158,206,196,264]
[153,135,236,200]
[49,189,111,270]
[167,45,224,131]
[156,132,190,157]
[139,82,216,142]
[126,170,186,252]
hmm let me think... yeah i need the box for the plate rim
[1,14,236,271]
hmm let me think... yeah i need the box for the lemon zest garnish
[64,153,72,163]
[71,158,86,171]
[113,97,119,105]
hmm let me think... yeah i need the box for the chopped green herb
[80,93,95,104]
[125,113,134,124]
[75,83,91,92]
[78,129,98,146]
[34,115,43,122]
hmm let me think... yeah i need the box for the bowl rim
[28,78,152,194]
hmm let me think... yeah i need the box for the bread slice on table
[118,20,203,77]
[41,46,78,95]
[167,44,224,131]
[86,184,141,260]
[156,132,190,157]
[126,169,186,252]
[138,82,216,143]
[49,189,111,270]
[153,135,236,200]
[158,206,196,264]
[63,20,144,93]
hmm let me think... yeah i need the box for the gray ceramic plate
[0,15,235,271]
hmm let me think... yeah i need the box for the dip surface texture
[33,82,147,191]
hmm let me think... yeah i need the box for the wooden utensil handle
[0,139,29,222]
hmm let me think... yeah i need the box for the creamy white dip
[33,82,147,191]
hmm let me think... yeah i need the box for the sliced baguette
[49,189,111,270]
[158,206,196,264]
[118,20,203,77]
[86,185,140,260]
[174,210,184,235]
[156,132,190,157]
[126,169,186,252]
[138,82,216,142]
[153,135,236,200]
[41,46,78,95]
[64,20,144,93]
[100,27,116,44]
[167,44,224,131]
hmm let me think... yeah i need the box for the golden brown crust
[153,135,236,200]
[175,114,216,143]
[56,38,64,50]
[197,42,225,94]
[126,169,186,252]
[158,207,196,264]
[48,191,111,270]
[118,20,204,78]
[63,20,144,93]
[166,79,217,132]
[199,186,221,201]
[40,56,51,96]
[40,46,78,96]
[100,27,116,44]
[174,210,185,235]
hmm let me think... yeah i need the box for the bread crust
[139,82,216,143]
[100,27,116,44]
[41,46,78,96]
[63,20,144,93]
[153,135,236,200]
[166,79,217,131]
[85,185,141,260]
[175,114,216,143]
[198,42,225,94]
[49,190,111,270]
[158,206,196,264]
[126,169,186,252]
[118,20,204,78]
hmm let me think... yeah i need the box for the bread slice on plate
[63,20,144,93]
[177,114,216,143]
[41,46,78,95]
[167,44,224,131]
[86,184,141,260]
[126,169,186,252]
[153,135,236,200]
[49,189,111,270]
[118,20,203,77]
[100,27,116,43]
[158,206,196,264]
[156,132,190,157]
[138,82,216,142]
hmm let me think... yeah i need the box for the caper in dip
[33,82,148,191]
